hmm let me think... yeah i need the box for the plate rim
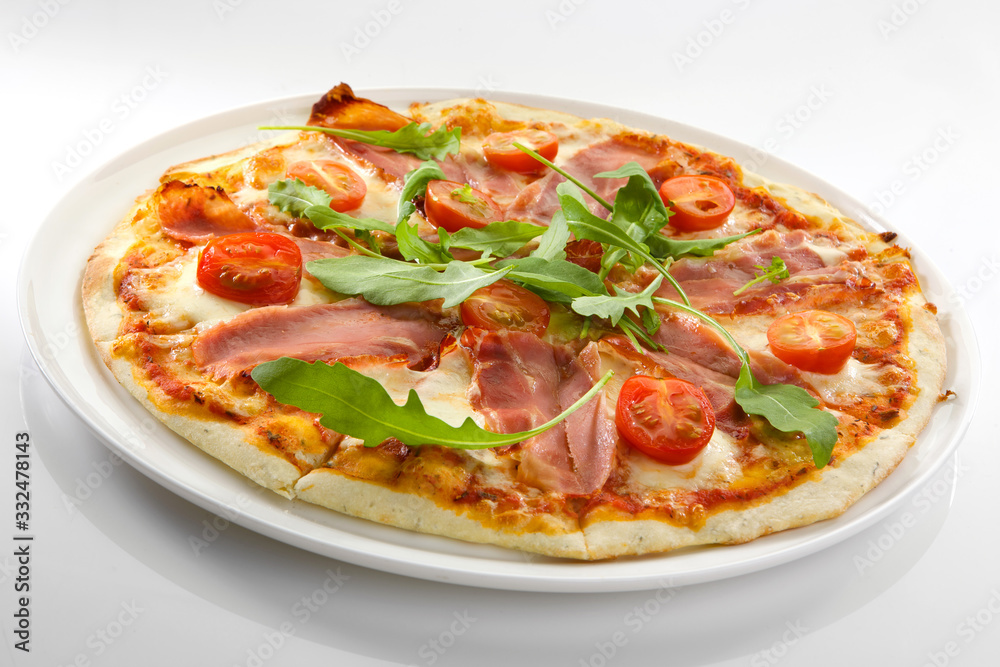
[17,87,981,593]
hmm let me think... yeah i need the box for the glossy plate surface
[17,90,980,592]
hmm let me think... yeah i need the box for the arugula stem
[645,258,692,308]
[512,142,614,211]
[330,228,383,259]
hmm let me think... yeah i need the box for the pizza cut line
[82,83,947,560]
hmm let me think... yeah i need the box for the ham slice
[155,181,262,242]
[462,330,615,494]
[505,136,668,225]
[192,299,453,379]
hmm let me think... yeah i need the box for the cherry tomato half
[461,280,551,337]
[482,129,559,173]
[286,160,367,212]
[424,180,504,233]
[616,375,716,465]
[196,232,302,306]
[766,310,857,374]
[659,175,736,232]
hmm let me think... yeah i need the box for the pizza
[82,83,947,560]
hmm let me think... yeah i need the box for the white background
[3,0,999,665]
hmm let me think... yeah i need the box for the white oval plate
[17,89,980,592]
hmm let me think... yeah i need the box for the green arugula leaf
[732,256,790,296]
[398,160,447,225]
[444,220,547,258]
[734,364,839,468]
[260,123,461,161]
[251,358,613,450]
[395,219,454,264]
[572,275,663,326]
[267,179,394,237]
[529,210,571,261]
[268,178,332,217]
[306,255,509,308]
[301,205,395,234]
[595,164,671,275]
[646,229,760,260]
[498,256,608,303]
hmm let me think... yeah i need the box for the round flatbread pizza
[82,83,947,560]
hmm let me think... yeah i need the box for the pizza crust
[294,468,589,559]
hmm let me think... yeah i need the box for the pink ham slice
[462,329,615,495]
[192,299,453,379]
[505,137,668,225]
[155,181,262,242]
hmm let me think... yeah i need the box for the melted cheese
[135,249,336,333]
[626,429,743,492]
[800,359,889,404]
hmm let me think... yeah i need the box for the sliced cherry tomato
[482,129,559,173]
[286,160,367,212]
[616,375,716,465]
[766,310,857,374]
[196,232,302,305]
[659,175,736,232]
[424,180,503,233]
[461,280,550,337]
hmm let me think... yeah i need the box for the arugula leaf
[498,256,608,302]
[268,178,332,217]
[646,229,760,260]
[395,219,454,264]
[306,255,509,308]
[594,162,672,274]
[732,256,790,296]
[398,160,447,225]
[734,364,840,468]
[529,210,571,261]
[260,122,461,161]
[444,220,546,258]
[267,178,394,235]
[251,358,613,450]
[301,205,395,234]
[572,275,663,326]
